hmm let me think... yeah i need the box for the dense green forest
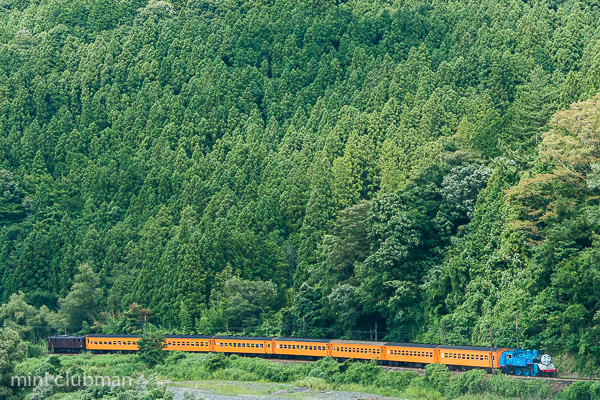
[1,0,600,369]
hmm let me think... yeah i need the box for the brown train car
[330,340,383,360]
[438,345,509,370]
[164,335,214,352]
[273,337,330,358]
[213,335,274,355]
[86,334,140,353]
[383,342,438,366]
[48,336,85,353]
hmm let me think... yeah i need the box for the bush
[422,363,451,394]
[308,357,340,381]
[206,353,230,372]
[334,360,382,386]
[487,373,552,399]
[166,351,187,365]
[137,334,167,367]
[27,342,45,358]
[374,371,418,391]
[447,369,488,398]
[559,381,598,400]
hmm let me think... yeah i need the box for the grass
[15,352,564,400]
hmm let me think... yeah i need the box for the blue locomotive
[499,349,556,376]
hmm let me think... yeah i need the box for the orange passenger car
[273,337,330,358]
[86,334,140,352]
[383,342,438,365]
[213,335,273,354]
[164,335,213,352]
[438,345,508,369]
[330,340,383,360]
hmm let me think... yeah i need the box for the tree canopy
[1,0,600,371]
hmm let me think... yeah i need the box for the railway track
[54,353,600,386]
[269,357,600,385]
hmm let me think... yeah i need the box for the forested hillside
[1,0,600,369]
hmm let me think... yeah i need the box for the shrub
[487,373,552,399]
[308,357,340,382]
[166,351,187,365]
[137,334,167,367]
[447,369,487,398]
[27,342,45,358]
[560,381,594,400]
[374,371,418,391]
[334,360,382,386]
[205,353,230,372]
[421,363,451,394]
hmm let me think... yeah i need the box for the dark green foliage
[0,0,599,373]
[137,333,167,367]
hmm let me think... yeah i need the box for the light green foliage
[0,328,27,400]
[0,292,60,341]
[58,264,103,327]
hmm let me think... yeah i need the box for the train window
[261,344,264,348]
[506,354,512,359]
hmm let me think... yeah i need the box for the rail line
[268,357,600,385]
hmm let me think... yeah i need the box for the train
[47,334,557,377]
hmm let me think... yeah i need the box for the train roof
[273,337,330,342]
[212,335,274,340]
[330,340,383,346]
[438,345,503,351]
[164,335,214,339]
[86,334,141,338]
[48,335,84,339]
[384,342,439,348]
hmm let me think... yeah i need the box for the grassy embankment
[13,352,580,400]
